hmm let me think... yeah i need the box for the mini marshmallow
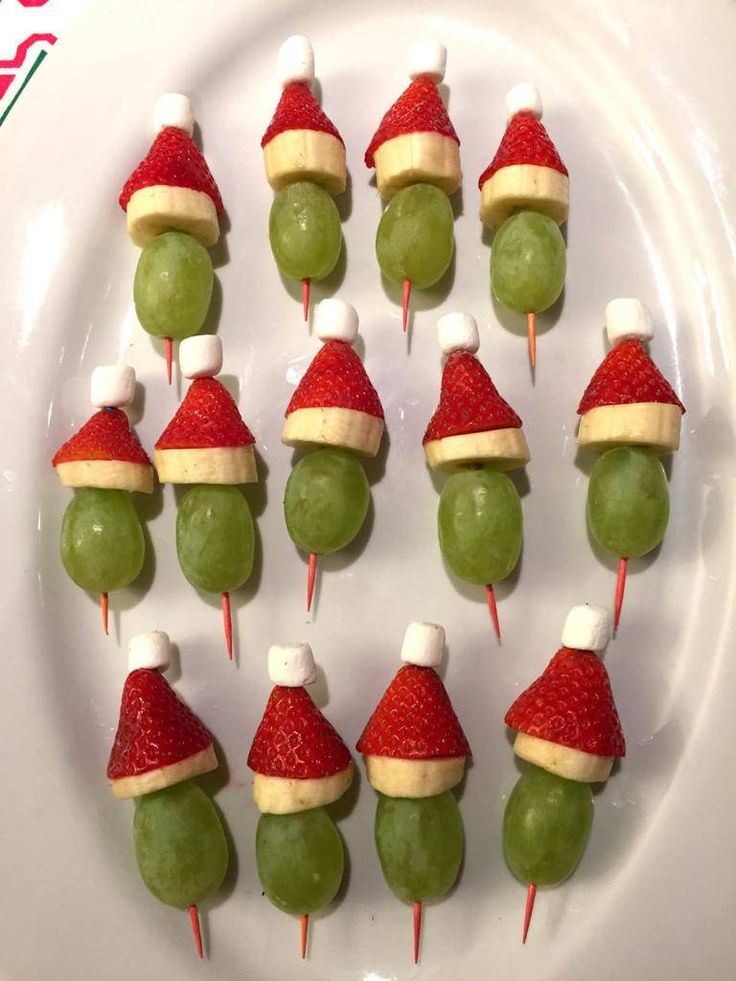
[606,298,655,346]
[438,312,479,355]
[505,82,543,120]
[128,630,172,672]
[90,365,136,408]
[154,93,194,138]
[401,622,445,668]
[278,35,314,88]
[561,605,612,652]
[268,643,317,687]
[408,39,447,83]
[179,335,223,379]
[315,298,359,344]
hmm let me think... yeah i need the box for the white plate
[2,1,736,978]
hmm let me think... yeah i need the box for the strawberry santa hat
[107,631,218,799]
[365,39,461,199]
[120,93,224,248]
[577,298,685,454]
[479,82,569,230]
[282,299,385,457]
[506,604,625,784]
[52,365,153,494]
[155,335,257,485]
[423,312,530,471]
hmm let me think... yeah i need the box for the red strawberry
[52,408,151,466]
[423,351,521,443]
[286,341,384,418]
[365,76,459,168]
[578,339,685,414]
[156,378,255,450]
[247,686,352,779]
[478,111,567,189]
[505,647,625,758]
[261,81,344,148]
[357,665,471,759]
[107,669,214,780]
[119,126,223,212]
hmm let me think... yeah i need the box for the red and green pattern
[286,341,384,418]
[261,81,344,148]
[578,339,685,414]
[52,408,151,466]
[365,76,459,168]
[478,111,567,188]
[156,378,255,450]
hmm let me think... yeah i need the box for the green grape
[491,211,566,313]
[256,808,344,915]
[503,765,593,886]
[134,780,228,908]
[587,446,669,558]
[176,485,254,593]
[376,183,454,289]
[60,488,144,592]
[284,448,369,554]
[438,468,522,584]
[134,231,214,339]
[375,792,464,903]
[269,181,342,281]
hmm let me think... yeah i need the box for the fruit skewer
[120,94,223,382]
[52,365,152,633]
[263,36,345,321]
[282,299,384,610]
[424,313,529,638]
[154,336,258,659]
[106,631,230,957]
[356,622,470,963]
[503,605,624,941]
[247,643,354,958]
[577,299,685,629]
[366,40,459,333]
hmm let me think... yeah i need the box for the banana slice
[155,446,257,484]
[514,732,612,783]
[364,755,465,798]
[578,402,681,454]
[252,763,354,814]
[374,132,461,199]
[424,427,530,471]
[126,185,219,247]
[282,406,384,457]
[55,460,153,494]
[264,129,346,196]
[110,745,218,799]
[480,164,569,229]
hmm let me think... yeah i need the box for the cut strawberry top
[156,378,255,450]
[261,81,344,148]
[286,341,384,419]
[357,664,471,760]
[119,126,224,212]
[578,339,685,414]
[107,669,214,780]
[423,351,522,443]
[478,111,567,188]
[505,647,625,758]
[52,409,151,467]
[365,76,460,168]
[247,686,352,780]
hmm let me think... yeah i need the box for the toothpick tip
[402,279,411,333]
[306,553,317,613]
[614,557,628,634]
[300,913,309,959]
[164,336,173,385]
[222,591,233,661]
[302,279,310,322]
[522,883,537,944]
[527,311,536,370]
[485,584,501,641]
[100,592,109,635]
[413,901,422,964]
[188,905,204,959]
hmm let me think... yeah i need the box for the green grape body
[60,488,144,592]
[269,181,342,281]
[176,485,254,593]
[491,211,565,313]
[376,183,454,288]
[134,231,213,339]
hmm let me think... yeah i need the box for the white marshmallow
[278,35,314,88]
[561,605,611,652]
[90,365,136,408]
[314,299,359,344]
[179,335,223,379]
[128,631,172,672]
[401,622,445,668]
[505,82,543,120]
[408,39,447,83]
[268,643,317,687]
[606,298,655,346]
[154,93,194,137]
[437,312,479,355]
